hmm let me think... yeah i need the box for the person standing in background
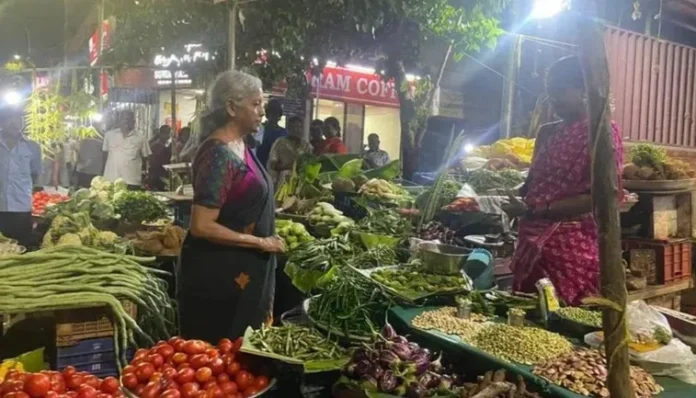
[0,104,41,246]
[102,110,151,189]
[316,116,347,155]
[363,133,390,168]
[175,126,191,161]
[309,119,325,155]
[267,116,313,188]
[75,133,105,188]
[40,142,70,188]
[147,125,173,191]
[256,99,287,167]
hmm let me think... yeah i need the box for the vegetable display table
[389,306,696,398]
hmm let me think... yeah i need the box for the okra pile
[248,324,347,361]
[0,245,174,368]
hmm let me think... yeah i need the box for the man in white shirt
[102,110,151,189]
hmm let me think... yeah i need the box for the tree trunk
[577,2,633,397]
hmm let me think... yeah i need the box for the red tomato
[8,392,30,398]
[136,363,156,383]
[215,375,229,384]
[65,375,82,391]
[121,374,138,390]
[176,364,191,372]
[99,378,118,395]
[252,376,268,391]
[96,394,112,398]
[194,368,212,384]
[76,386,97,398]
[171,353,188,365]
[217,339,233,355]
[156,345,175,359]
[188,355,209,370]
[66,392,78,398]
[179,383,199,398]
[200,382,216,391]
[133,386,144,397]
[6,370,22,381]
[205,386,223,398]
[25,374,51,398]
[159,389,181,398]
[183,341,206,356]
[175,368,195,385]
[3,380,25,394]
[45,391,59,398]
[241,388,258,398]
[148,354,165,369]
[122,365,136,375]
[204,350,219,359]
[233,373,252,392]
[83,376,100,390]
[218,382,237,396]
[171,340,186,353]
[139,383,160,398]
[208,358,224,376]
[224,363,240,377]
[194,392,207,398]
[48,373,66,394]
[162,368,177,380]
[149,373,162,384]
[161,380,178,391]
[134,349,149,358]
[231,339,242,354]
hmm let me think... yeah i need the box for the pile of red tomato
[0,368,122,398]
[32,192,69,216]
[122,337,270,398]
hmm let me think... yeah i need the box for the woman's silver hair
[201,70,262,138]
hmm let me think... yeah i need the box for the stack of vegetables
[112,191,168,225]
[31,191,69,216]
[465,169,525,194]
[623,143,696,180]
[247,324,347,363]
[45,177,125,223]
[0,234,25,257]
[0,369,123,398]
[308,202,354,235]
[131,225,187,256]
[121,337,271,398]
[0,245,174,366]
[358,179,406,203]
[41,212,129,254]
[469,137,535,169]
[275,219,313,250]
[284,235,354,293]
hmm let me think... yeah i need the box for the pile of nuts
[533,349,663,397]
[557,307,602,328]
[412,307,488,341]
[472,324,573,365]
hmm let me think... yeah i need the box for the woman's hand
[260,236,286,253]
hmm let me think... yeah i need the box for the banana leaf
[240,327,350,373]
[284,261,338,294]
[363,160,401,181]
[318,154,362,171]
[337,159,364,179]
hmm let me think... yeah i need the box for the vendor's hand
[261,236,286,253]
[502,194,527,218]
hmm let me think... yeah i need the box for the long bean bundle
[0,245,174,368]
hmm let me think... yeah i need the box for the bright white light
[13,55,21,60]
[531,0,566,19]
[90,112,104,122]
[405,74,421,82]
[3,90,22,105]
[326,60,337,67]
[345,64,375,74]
[464,144,475,154]
[312,57,319,66]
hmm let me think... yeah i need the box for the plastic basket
[55,300,137,347]
[623,238,692,285]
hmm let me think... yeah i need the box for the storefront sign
[154,70,192,86]
[432,88,464,118]
[152,44,208,87]
[308,66,399,108]
[89,20,112,66]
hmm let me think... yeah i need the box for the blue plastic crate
[75,361,119,375]
[57,351,116,368]
[57,337,114,358]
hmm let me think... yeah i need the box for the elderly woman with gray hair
[178,70,285,341]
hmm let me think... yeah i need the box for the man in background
[256,99,287,167]
[363,133,390,168]
[75,133,105,188]
[102,110,151,189]
[0,102,41,246]
[267,116,313,188]
[148,125,172,191]
[309,119,325,155]
[316,116,347,155]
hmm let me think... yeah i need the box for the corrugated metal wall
[605,27,696,147]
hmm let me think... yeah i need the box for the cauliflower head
[97,231,119,245]
[90,176,106,190]
[113,178,128,193]
[41,231,54,248]
[57,233,82,246]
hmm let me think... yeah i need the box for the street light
[3,90,22,106]
[531,0,567,19]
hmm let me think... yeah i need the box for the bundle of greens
[113,191,168,224]
[308,270,391,337]
[465,168,524,193]
[284,235,355,293]
[357,208,412,237]
[349,245,398,269]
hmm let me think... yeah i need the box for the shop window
[364,105,401,160]
[313,99,345,126]
[344,103,365,154]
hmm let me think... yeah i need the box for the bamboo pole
[576,1,633,397]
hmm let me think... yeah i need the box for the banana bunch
[0,359,24,382]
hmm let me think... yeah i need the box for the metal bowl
[418,242,471,275]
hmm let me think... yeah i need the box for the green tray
[389,306,696,398]
[240,327,350,373]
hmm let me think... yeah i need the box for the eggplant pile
[418,221,466,247]
[340,324,459,397]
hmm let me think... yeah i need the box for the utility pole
[228,0,237,70]
[500,36,522,139]
[97,0,105,110]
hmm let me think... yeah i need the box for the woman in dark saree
[178,71,286,342]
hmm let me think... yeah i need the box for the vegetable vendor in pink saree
[508,56,624,305]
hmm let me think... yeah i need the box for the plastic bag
[632,339,696,384]
[456,184,479,199]
[626,300,673,344]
